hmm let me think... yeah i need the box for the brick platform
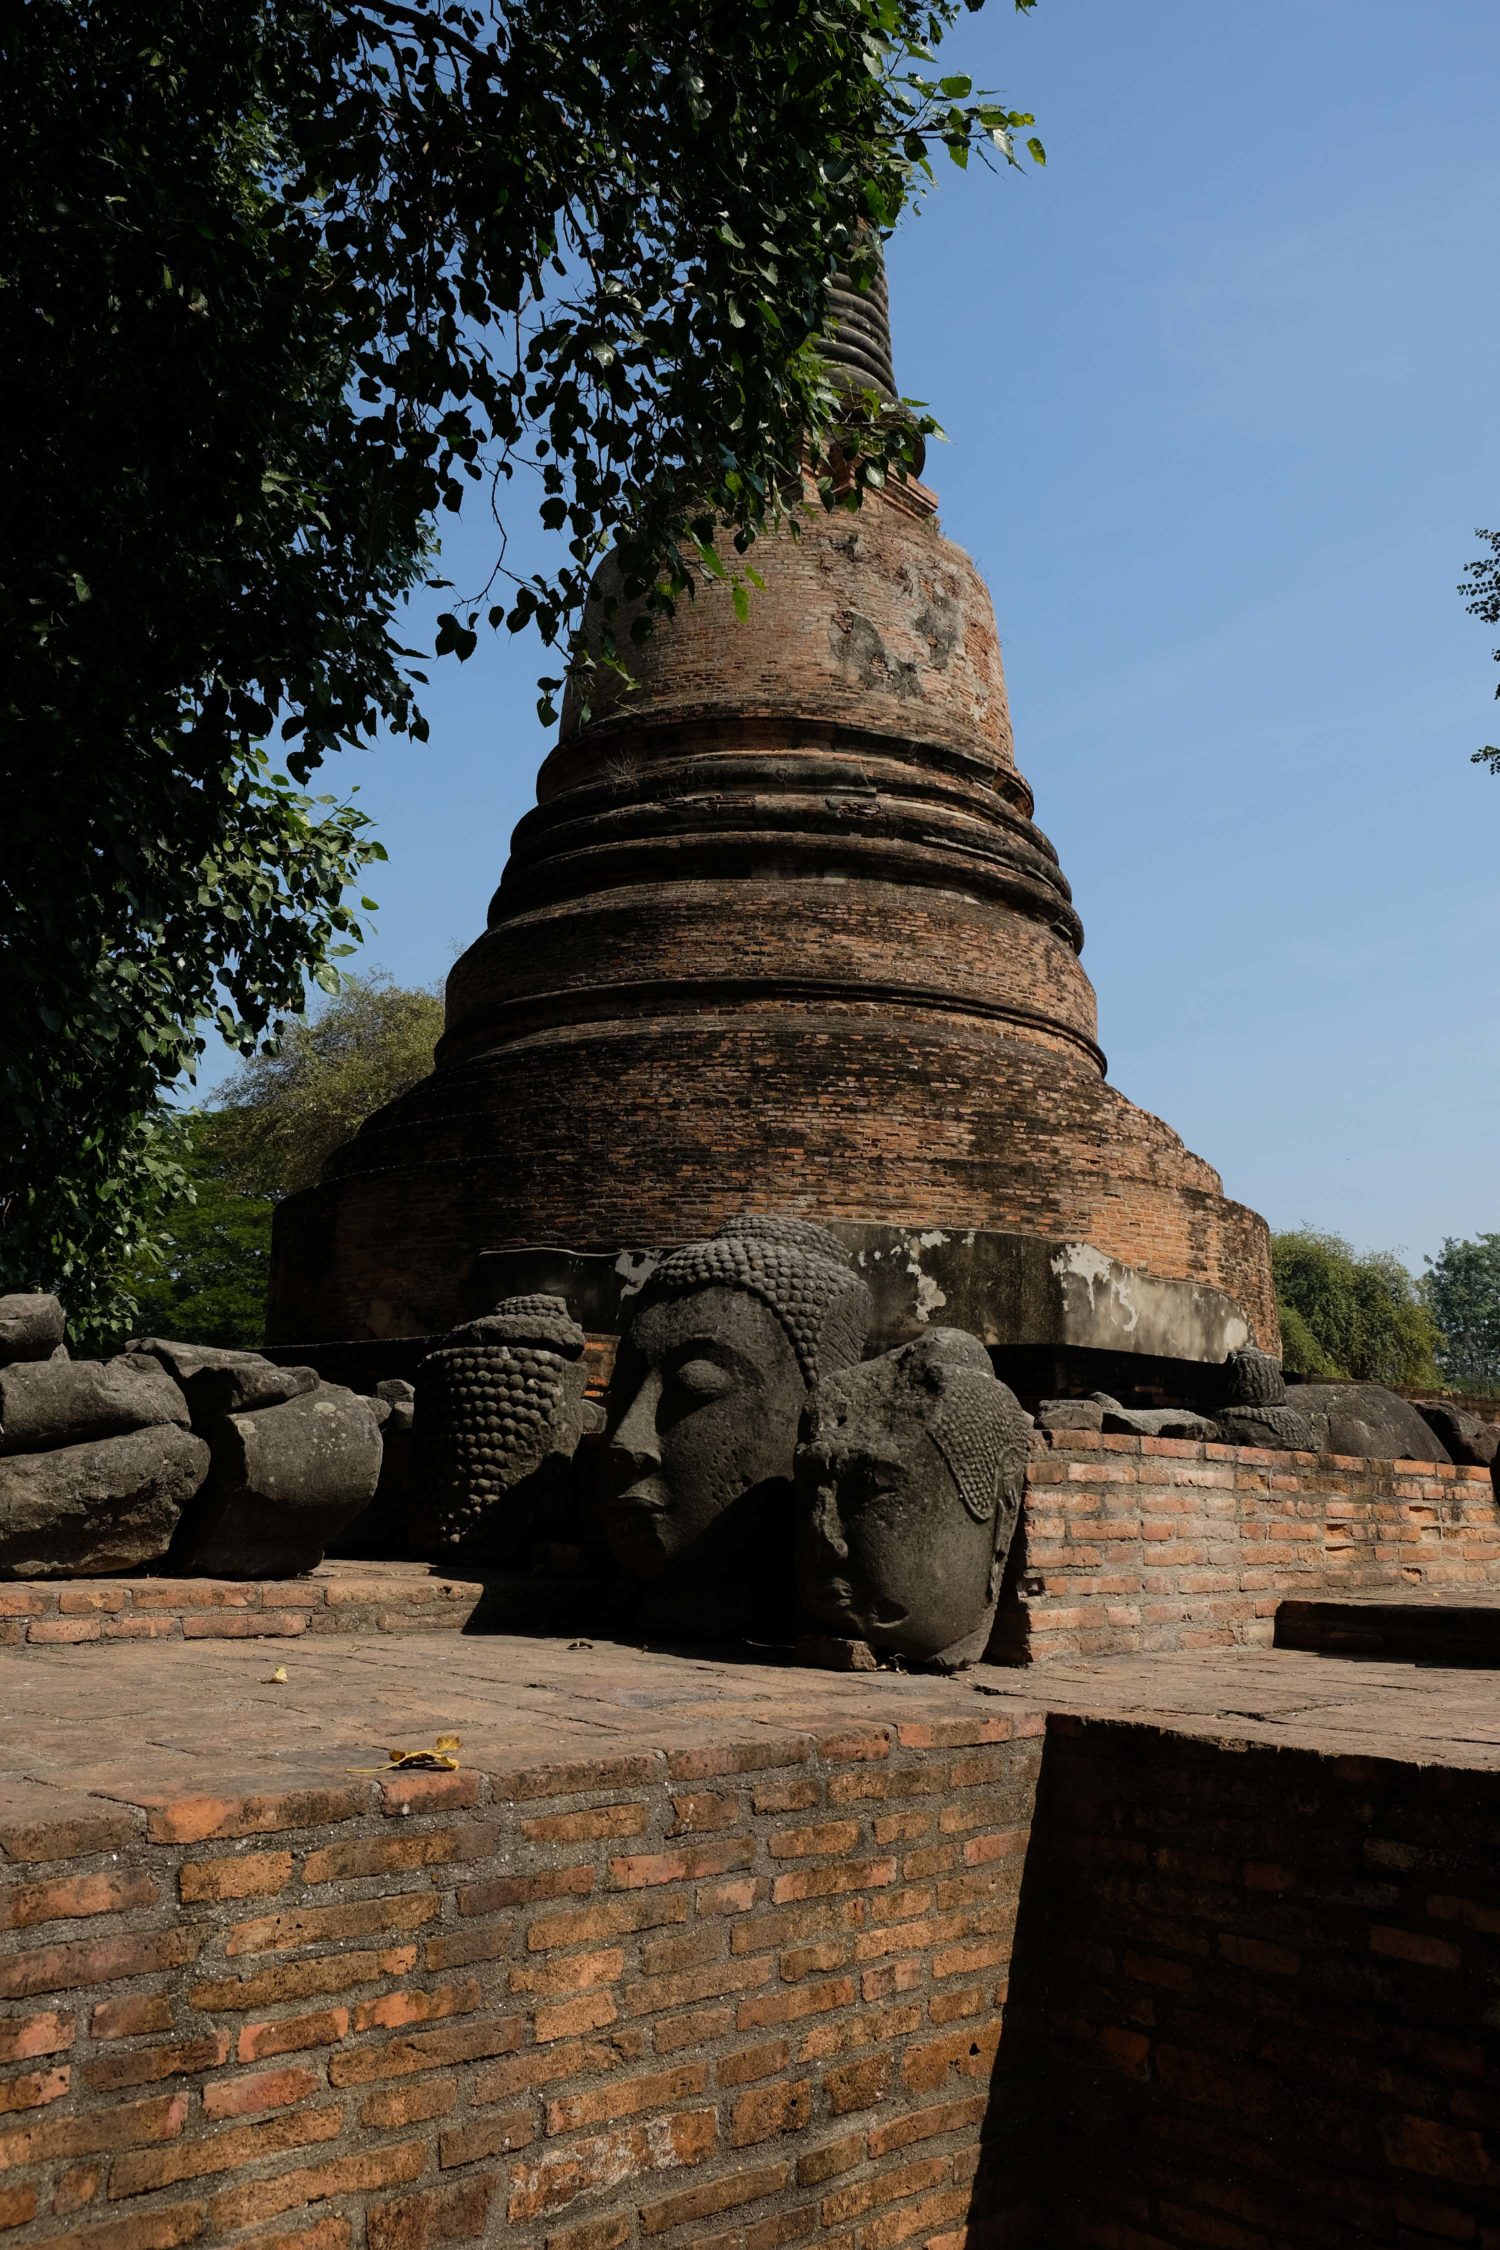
[1003,1431,1500,1662]
[1,1636,1498,2249]
[0,1563,491,1649]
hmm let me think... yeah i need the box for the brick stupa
[268,260,1275,1367]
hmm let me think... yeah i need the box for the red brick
[437,2106,537,2168]
[327,2013,523,2086]
[547,2060,707,2135]
[456,1864,593,1917]
[0,2066,68,2115]
[0,2010,73,2063]
[179,1850,292,1903]
[526,1895,688,1951]
[730,2077,812,2146]
[639,2159,791,2234]
[203,2065,320,2119]
[867,2096,985,2157]
[91,1997,173,2042]
[226,1891,438,1956]
[609,1842,750,1890]
[354,1980,480,2034]
[0,1869,159,1928]
[303,1826,483,1886]
[368,2176,495,2250]
[361,2076,461,2132]
[796,2132,864,2186]
[108,2103,344,2197]
[192,1944,418,2011]
[237,2007,350,2062]
[508,2109,717,2221]
[717,2040,790,2087]
[0,2089,188,2171]
[521,1803,649,1843]
[208,2139,427,2232]
[19,2203,205,2250]
[0,2184,37,2230]
[769,1821,861,1860]
[0,1927,195,2000]
[82,2034,229,2093]
[825,2053,890,2113]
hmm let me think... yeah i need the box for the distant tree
[102,974,444,1349]
[1425,1234,1500,1391]
[1271,1229,1443,1388]
[119,1118,276,1352]
[208,974,445,1201]
[1462,528,1500,772]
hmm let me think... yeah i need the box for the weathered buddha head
[795,1328,1033,1669]
[604,1216,871,1600]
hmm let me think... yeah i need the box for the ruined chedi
[267,257,1276,1364]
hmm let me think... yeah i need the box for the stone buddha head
[604,1216,871,1624]
[795,1328,1033,1670]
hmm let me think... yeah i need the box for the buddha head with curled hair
[795,1329,1033,1670]
[604,1216,872,1599]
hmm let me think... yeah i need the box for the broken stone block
[0,1354,188,1456]
[1037,1398,1105,1433]
[1225,1346,1286,1407]
[0,1295,66,1365]
[172,1384,383,1578]
[0,1426,209,1578]
[180,1359,319,1431]
[1412,1401,1500,1469]
[1293,1382,1452,1465]
[1089,1394,1222,1440]
[375,1378,415,1435]
[124,1337,265,1386]
[1217,1403,1325,1453]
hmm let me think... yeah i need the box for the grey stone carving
[605,1217,871,1635]
[1037,1398,1105,1434]
[172,1384,383,1578]
[795,1329,1032,1670]
[1412,1401,1500,1469]
[0,1295,66,1365]
[1219,1382,1452,1463]
[411,1297,593,1563]
[0,1426,209,1578]
[176,1359,319,1431]
[1090,1394,1223,1441]
[1225,1346,1286,1406]
[1216,1403,1325,1452]
[0,1354,187,1455]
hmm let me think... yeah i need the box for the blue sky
[212,0,1500,1270]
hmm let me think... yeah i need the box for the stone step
[1276,1594,1500,1666]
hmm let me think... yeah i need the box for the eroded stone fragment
[181,1359,319,1430]
[1217,1404,1325,1453]
[412,1297,590,1564]
[0,1354,188,1455]
[1291,1382,1451,1465]
[796,1328,1032,1671]
[0,1426,209,1577]
[1224,1346,1286,1406]
[0,1295,66,1366]
[1037,1398,1105,1433]
[1090,1394,1223,1441]
[1412,1401,1500,1469]
[172,1384,382,1578]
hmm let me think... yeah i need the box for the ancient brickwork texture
[0,1713,1045,2250]
[1041,1717,1500,2249]
[996,1432,1500,1664]
[0,1565,490,1650]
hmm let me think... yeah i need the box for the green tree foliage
[2,0,1042,1327]
[111,975,445,1349]
[1425,1234,1500,1391]
[1462,529,1500,772]
[210,974,445,1200]
[1271,1229,1444,1388]
[120,1118,277,1352]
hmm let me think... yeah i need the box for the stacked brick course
[1042,1718,1500,2247]
[0,1707,1044,2250]
[1001,1432,1500,1663]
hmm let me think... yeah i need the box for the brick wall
[0,1712,1045,2250]
[1040,1717,1500,2248]
[995,1432,1500,1663]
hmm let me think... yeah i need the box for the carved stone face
[604,1286,806,1585]
[795,1337,1031,1668]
